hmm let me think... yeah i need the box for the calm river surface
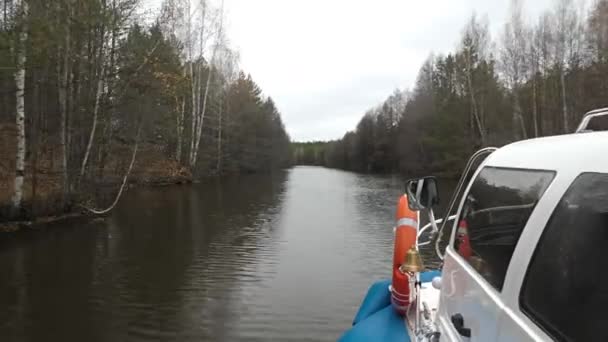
[0,166,446,342]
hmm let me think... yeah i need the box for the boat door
[436,166,554,341]
[496,172,608,341]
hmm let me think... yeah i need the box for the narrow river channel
[0,166,448,342]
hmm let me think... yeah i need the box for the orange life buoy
[392,195,418,268]
[391,267,410,315]
[391,195,418,312]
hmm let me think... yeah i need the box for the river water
[0,166,447,342]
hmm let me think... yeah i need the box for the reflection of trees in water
[0,172,289,341]
[192,172,289,340]
[349,173,459,270]
[0,218,114,340]
[351,173,402,218]
[106,171,289,340]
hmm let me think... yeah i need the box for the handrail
[432,147,497,260]
[417,215,457,246]
[472,202,535,215]
[575,107,608,133]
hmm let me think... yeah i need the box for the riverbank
[0,123,193,228]
[0,170,192,233]
[0,171,194,233]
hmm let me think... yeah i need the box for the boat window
[521,173,608,342]
[453,167,554,291]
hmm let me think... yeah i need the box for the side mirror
[405,176,439,211]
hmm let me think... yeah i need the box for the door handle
[451,313,471,338]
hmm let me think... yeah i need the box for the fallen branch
[79,125,141,215]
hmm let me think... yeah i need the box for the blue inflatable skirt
[338,270,441,342]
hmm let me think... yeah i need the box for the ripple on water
[0,167,446,341]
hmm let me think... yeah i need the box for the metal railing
[417,147,497,260]
[575,107,608,133]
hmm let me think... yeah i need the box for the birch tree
[187,0,225,169]
[191,1,224,167]
[527,14,552,137]
[552,0,585,132]
[56,0,72,205]
[0,0,292,218]
[188,1,207,167]
[459,14,490,145]
[587,0,608,63]
[79,31,107,180]
[160,0,188,163]
[10,0,28,216]
[185,0,198,168]
[500,0,529,140]
[159,0,226,169]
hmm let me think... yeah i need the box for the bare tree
[587,0,608,63]
[189,0,224,168]
[160,0,188,164]
[11,0,28,216]
[500,0,529,140]
[459,14,491,145]
[56,0,72,205]
[80,32,107,180]
[82,122,142,215]
[528,14,554,137]
[189,0,208,167]
[185,0,198,167]
[552,0,585,132]
[176,93,186,162]
[0,0,292,220]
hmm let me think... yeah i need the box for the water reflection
[0,167,448,342]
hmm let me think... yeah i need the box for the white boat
[339,108,608,341]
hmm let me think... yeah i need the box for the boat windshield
[454,167,555,290]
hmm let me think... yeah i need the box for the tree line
[0,0,290,219]
[293,0,608,177]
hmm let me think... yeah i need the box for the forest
[0,0,291,220]
[292,0,608,178]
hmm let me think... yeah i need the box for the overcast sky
[149,0,554,141]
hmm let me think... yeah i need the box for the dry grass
[1,123,64,210]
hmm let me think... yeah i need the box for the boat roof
[484,131,608,173]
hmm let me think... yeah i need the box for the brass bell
[400,246,424,273]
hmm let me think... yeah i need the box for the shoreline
[0,175,193,234]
